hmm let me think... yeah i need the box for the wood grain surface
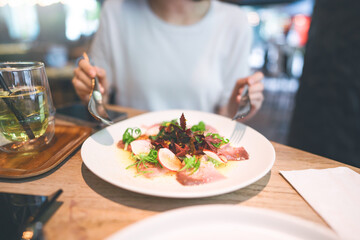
[0,124,92,179]
[0,106,359,240]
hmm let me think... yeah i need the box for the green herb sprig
[179,155,201,174]
[206,133,229,148]
[122,127,141,150]
[207,157,222,167]
[126,149,160,175]
[190,121,206,132]
[161,119,178,127]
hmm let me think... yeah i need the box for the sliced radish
[145,124,160,136]
[130,140,152,155]
[203,150,226,163]
[158,148,182,171]
[219,155,228,163]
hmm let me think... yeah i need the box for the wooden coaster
[0,124,92,179]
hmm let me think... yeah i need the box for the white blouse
[90,0,252,112]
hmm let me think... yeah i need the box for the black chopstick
[28,189,63,224]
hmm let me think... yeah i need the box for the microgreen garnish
[161,119,178,127]
[179,155,201,174]
[194,135,204,143]
[122,127,141,150]
[206,133,229,148]
[207,157,222,167]
[180,113,186,131]
[126,149,160,175]
[191,121,206,132]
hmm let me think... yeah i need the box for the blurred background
[0,0,313,145]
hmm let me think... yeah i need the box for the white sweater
[90,0,252,112]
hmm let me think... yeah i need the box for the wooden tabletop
[0,106,359,240]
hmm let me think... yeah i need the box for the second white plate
[106,205,338,240]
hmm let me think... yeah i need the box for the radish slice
[203,150,226,163]
[158,148,182,171]
[219,155,228,163]
[130,140,152,155]
[145,124,160,136]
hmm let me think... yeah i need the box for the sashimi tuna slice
[218,144,249,161]
[176,161,226,186]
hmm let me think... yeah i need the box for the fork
[232,84,251,120]
[229,122,247,147]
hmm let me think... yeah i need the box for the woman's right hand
[72,59,108,103]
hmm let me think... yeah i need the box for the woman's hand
[72,58,108,103]
[225,71,264,122]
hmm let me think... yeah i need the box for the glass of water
[0,62,55,153]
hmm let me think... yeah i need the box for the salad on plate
[117,113,249,186]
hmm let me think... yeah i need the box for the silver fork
[229,122,247,147]
[232,84,251,120]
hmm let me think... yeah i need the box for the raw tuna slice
[137,163,169,178]
[218,144,249,161]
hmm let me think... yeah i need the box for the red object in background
[293,14,311,47]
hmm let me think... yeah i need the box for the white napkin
[280,167,360,240]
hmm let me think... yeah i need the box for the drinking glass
[0,62,55,153]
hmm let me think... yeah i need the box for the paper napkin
[280,167,360,240]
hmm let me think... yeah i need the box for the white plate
[81,110,275,198]
[106,205,338,240]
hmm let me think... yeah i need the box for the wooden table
[0,106,359,240]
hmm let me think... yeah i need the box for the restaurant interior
[0,0,313,144]
[1,0,359,240]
